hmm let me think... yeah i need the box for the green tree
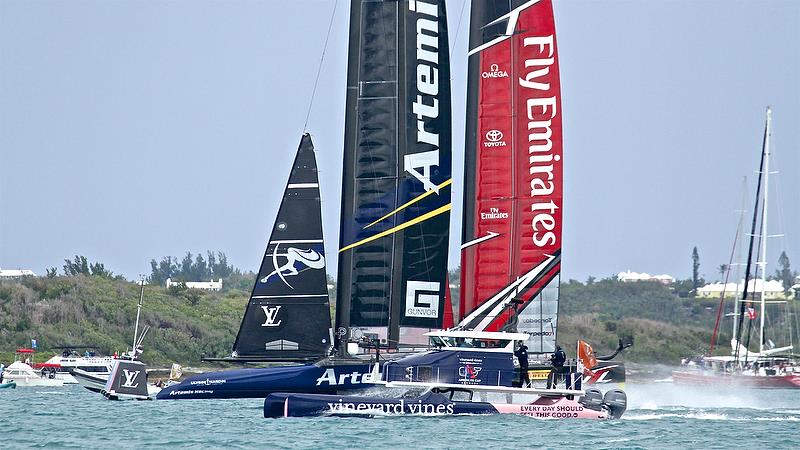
[775,251,793,294]
[149,256,177,286]
[692,247,700,291]
[179,252,193,280]
[89,262,113,278]
[45,267,58,278]
[208,251,233,279]
[718,264,728,282]
[63,255,89,276]
[193,254,209,280]
[62,256,112,278]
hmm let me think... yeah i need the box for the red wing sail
[459,0,562,352]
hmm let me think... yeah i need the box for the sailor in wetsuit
[514,342,530,387]
[548,345,567,389]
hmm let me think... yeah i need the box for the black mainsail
[231,133,332,362]
[336,0,453,350]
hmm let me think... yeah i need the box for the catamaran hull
[157,359,625,400]
[672,370,800,389]
[264,391,617,420]
[156,363,374,400]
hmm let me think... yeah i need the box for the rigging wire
[709,211,743,354]
[303,0,340,132]
[449,0,469,61]
[770,140,791,264]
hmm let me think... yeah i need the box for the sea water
[1,383,799,449]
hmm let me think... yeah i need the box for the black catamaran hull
[156,359,623,400]
[156,362,374,400]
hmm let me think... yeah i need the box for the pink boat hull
[491,396,609,419]
[672,370,800,389]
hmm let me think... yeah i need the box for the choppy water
[2,383,799,448]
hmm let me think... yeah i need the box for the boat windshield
[430,336,511,349]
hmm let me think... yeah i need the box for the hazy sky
[1,0,798,283]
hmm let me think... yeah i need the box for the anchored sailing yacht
[673,108,800,389]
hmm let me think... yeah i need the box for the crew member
[514,342,530,387]
[548,344,567,389]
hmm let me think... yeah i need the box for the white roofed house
[617,270,675,285]
[165,278,222,291]
[0,268,36,279]
[696,279,792,300]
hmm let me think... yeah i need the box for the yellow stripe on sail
[339,203,452,253]
[363,178,453,230]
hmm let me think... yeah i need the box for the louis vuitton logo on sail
[260,305,283,327]
[519,34,561,248]
[406,0,442,194]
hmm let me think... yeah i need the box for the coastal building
[0,268,36,279]
[165,278,222,291]
[617,270,675,285]
[696,279,792,300]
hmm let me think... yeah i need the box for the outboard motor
[579,387,603,411]
[603,389,627,419]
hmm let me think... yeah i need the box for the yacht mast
[132,278,144,359]
[757,107,772,354]
[732,177,747,345]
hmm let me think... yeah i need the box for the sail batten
[231,134,332,361]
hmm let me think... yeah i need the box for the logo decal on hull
[458,364,482,380]
[315,368,373,386]
[122,369,140,388]
[260,243,325,289]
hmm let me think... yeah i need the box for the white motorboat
[72,367,109,393]
[2,361,64,387]
[37,348,115,384]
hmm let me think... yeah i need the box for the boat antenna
[303,0,339,132]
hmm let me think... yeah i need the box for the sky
[1,0,798,283]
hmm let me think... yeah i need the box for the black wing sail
[231,133,332,361]
[336,0,452,349]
